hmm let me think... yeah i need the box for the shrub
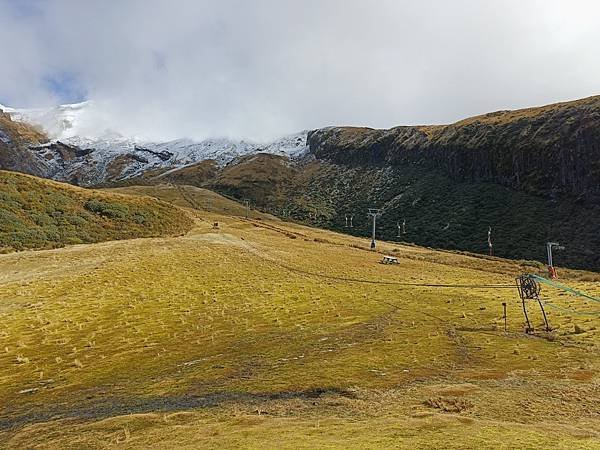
[0,171,193,252]
[84,199,130,220]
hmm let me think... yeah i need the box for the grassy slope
[107,184,274,219]
[302,163,600,271]
[211,153,296,206]
[0,185,598,448]
[210,158,600,271]
[0,171,192,252]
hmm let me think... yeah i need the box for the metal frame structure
[367,209,382,250]
[546,242,564,279]
[345,214,354,228]
[515,274,551,333]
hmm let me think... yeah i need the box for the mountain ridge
[2,95,600,270]
[308,95,600,202]
[0,101,309,185]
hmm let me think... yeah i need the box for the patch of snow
[2,101,310,184]
[0,104,15,113]
[54,131,308,183]
[261,130,309,157]
[0,129,11,144]
[3,101,102,140]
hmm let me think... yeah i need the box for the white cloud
[1,0,599,141]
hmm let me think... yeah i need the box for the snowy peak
[2,101,308,159]
[1,101,114,141]
[0,100,308,186]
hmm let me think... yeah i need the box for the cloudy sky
[0,0,599,141]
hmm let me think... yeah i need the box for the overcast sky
[0,0,599,141]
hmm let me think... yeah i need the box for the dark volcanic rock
[31,142,94,160]
[134,146,173,161]
[0,111,50,177]
[308,96,600,202]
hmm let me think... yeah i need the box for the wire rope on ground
[255,250,514,289]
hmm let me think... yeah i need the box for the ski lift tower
[368,209,382,250]
[546,242,564,279]
[396,219,406,238]
[345,214,354,228]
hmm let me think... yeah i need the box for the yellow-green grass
[106,184,274,219]
[0,186,598,448]
[0,172,193,252]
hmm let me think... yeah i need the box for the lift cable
[258,253,514,289]
[538,300,600,317]
[529,274,600,303]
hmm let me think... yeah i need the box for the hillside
[107,184,276,219]
[1,101,309,185]
[3,96,600,271]
[308,96,600,202]
[208,157,600,272]
[205,97,600,271]
[0,111,49,177]
[0,171,192,252]
[212,153,297,206]
[0,185,598,448]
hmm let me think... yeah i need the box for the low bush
[0,171,193,252]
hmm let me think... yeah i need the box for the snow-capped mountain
[0,101,99,140]
[0,101,308,185]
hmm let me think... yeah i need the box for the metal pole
[502,302,507,332]
[537,298,551,331]
[546,242,564,279]
[367,209,381,250]
[371,215,376,242]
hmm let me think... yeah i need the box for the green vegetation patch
[0,171,192,252]
[218,161,600,271]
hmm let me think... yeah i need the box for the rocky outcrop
[0,111,50,177]
[30,141,94,161]
[308,96,600,202]
[134,146,173,162]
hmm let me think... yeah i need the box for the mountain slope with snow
[0,101,308,185]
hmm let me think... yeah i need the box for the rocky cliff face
[308,96,600,202]
[207,97,600,270]
[0,111,50,177]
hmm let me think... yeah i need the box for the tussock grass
[0,185,597,448]
[0,171,193,252]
